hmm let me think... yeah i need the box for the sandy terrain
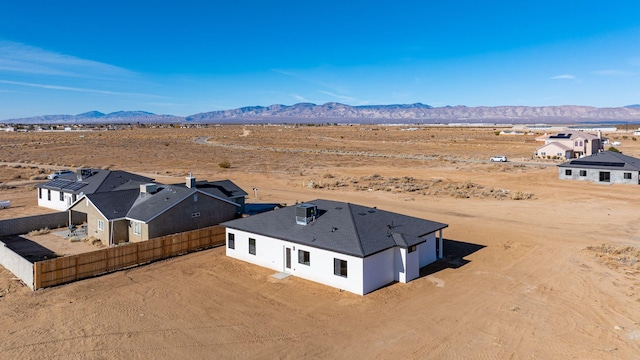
[0,126,639,359]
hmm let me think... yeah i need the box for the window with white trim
[133,221,141,235]
[98,219,105,231]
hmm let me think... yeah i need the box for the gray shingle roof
[221,199,448,258]
[85,189,140,220]
[80,179,245,223]
[558,151,640,171]
[38,169,154,195]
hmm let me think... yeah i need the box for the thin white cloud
[549,74,575,80]
[272,67,352,96]
[318,90,355,102]
[290,93,309,102]
[0,41,135,79]
[591,69,635,77]
[0,80,163,98]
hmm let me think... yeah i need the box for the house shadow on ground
[419,238,485,278]
[0,235,58,263]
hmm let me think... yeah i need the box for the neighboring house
[535,131,604,159]
[69,175,247,246]
[37,169,154,211]
[558,151,640,185]
[222,199,448,295]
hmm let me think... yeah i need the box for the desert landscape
[1,125,639,359]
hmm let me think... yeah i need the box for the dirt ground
[1,126,639,359]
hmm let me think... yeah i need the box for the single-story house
[37,168,154,211]
[222,199,448,295]
[557,151,640,184]
[69,175,247,245]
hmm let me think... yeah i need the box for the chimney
[186,173,196,188]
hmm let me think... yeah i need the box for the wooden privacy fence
[33,225,226,289]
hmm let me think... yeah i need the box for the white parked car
[489,155,508,162]
[47,170,73,179]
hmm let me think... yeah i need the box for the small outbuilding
[222,199,448,295]
[557,151,640,184]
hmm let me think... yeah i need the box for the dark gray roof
[169,179,248,199]
[85,189,140,220]
[120,180,244,222]
[221,199,448,258]
[126,185,196,222]
[38,169,154,195]
[75,178,245,223]
[558,151,640,171]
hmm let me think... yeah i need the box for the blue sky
[1,1,639,119]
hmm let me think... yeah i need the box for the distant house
[222,199,448,295]
[557,151,640,184]
[69,175,247,246]
[37,169,154,211]
[535,131,604,160]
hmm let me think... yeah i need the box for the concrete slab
[271,272,292,280]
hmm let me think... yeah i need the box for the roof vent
[295,203,317,225]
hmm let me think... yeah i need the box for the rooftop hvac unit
[140,183,157,194]
[295,203,317,225]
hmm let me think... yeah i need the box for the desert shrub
[608,146,621,153]
[633,137,637,141]
[27,227,50,236]
[511,191,535,200]
[494,131,500,136]
[322,173,335,178]
[218,160,231,169]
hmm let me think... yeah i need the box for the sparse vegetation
[218,160,231,169]
[585,244,640,273]
[308,174,534,200]
[27,227,50,236]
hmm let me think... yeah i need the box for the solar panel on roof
[64,182,88,191]
[570,160,625,167]
[45,179,72,189]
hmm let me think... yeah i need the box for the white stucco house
[221,199,448,295]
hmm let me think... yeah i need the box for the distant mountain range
[4,103,640,125]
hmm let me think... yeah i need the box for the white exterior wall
[363,248,395,293]
[226,229,365,295]
[405,247,420,282]
[226,229,442,295]
[37,189,75,211]
[419,233,438,268]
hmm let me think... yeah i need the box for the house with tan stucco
[535,131,604,160]
[69,175,246,246]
